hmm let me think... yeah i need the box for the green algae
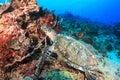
[41,70,77,80]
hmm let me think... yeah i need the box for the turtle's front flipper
[35,46,53,74]
[19,46,54,80]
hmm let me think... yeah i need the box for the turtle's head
[41,26,53,34]
[41,26,57,41]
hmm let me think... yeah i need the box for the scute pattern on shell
[53,34,98,71]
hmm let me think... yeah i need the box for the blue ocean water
[36,0,120,25]
[1,0,120,25]
[0,0,10,4]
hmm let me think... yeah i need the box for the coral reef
[0,0,60,79]
[59,13,119,56]
[113,22,120,44]
[0,0,120,80]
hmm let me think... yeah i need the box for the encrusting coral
[0,0,60,79]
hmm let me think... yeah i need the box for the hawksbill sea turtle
[41,26,105,80]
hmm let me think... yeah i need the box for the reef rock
[114,22,120,38]
[0,0,60,79]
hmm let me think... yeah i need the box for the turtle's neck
[46,29,57,42]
